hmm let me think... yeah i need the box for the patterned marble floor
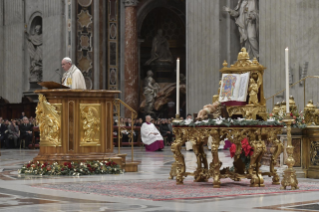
[0,147,319,212]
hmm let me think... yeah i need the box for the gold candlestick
[172,114,182,123]
[281,114,299,190]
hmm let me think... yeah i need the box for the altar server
[61,57,87,90]
[141,115,164,151]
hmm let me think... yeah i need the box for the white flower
[215,120,223,125]
[267,118,275,122]
[237,117,245,122]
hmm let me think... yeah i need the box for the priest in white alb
[61,57,87,89]
[141,115,164,151]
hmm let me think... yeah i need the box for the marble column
[124,0,139,117]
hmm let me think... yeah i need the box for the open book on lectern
[218,72,250,103]
[38,81,70,90]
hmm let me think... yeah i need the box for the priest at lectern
[61,57,87,89]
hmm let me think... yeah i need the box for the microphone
[55,69,62,77]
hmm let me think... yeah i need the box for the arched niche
[139,6,186,80]
[26,13,43,84]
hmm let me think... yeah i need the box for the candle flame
[285,47,288,50]
[177,57,180,61]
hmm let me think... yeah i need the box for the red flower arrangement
[229,138,253,158]
[229,138,254,171]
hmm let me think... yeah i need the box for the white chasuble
[141,123,163,145]
[62,65,87,90]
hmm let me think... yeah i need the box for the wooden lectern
[33,83,138,171]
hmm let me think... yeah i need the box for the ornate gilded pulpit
[33,89,137,171]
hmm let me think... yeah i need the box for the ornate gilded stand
[169,126,283,187]
[280,116,299,190]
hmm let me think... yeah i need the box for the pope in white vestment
[141,116,164,151]
[61,57,87,90]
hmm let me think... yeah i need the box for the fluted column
[124,0,139,117]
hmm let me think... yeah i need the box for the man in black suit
[20,117,33,148]
[0,117,7,148]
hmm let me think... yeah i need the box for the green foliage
[18,160,123,176]
[172,118,283,127]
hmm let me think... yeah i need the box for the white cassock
[141,123,163,145]
[62,65,87,89]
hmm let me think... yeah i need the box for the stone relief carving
[143,70,160,115]
[25,25,43,82]
[145,29,173,65]
[223,0,259,59]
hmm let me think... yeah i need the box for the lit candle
[285,48,289,113]
[176,58,180,116]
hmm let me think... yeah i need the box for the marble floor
[0,147,319,212]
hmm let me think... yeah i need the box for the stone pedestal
[145,61,175,83]
[124,0,139,117]
[23,82,43,102]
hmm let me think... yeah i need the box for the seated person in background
[141,115,164,152]
[20,112,25,120]
[0,117,7,148]
[8,120,19,148]
[127,118,132,127]
[19,117,33,148]
[160,119,173,145]
[134,119,139,126]
[138,118,143,126]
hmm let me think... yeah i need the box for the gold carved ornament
[80,105,101,146]
[36,94,62,147]
[219,48,267,120]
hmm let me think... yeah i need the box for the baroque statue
[223,0,259,59]
[25,25,43,82]
[143,70,160,115]
[145,29,173,65]
[248,72,262,105]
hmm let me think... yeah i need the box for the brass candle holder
[280,113,299,190]
[172,114,182,123]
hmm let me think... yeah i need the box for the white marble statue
[61,57,87,90]
[224,0,259,59]
[143,70,160,114]
[25,25,43,82]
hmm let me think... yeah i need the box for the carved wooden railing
[114,98,138,161]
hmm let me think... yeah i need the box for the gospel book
[218,72,250,103]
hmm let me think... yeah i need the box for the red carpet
[33,178,319,201]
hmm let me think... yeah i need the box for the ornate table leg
[170,128,186,185]
[209,129,222,188]
[281,118,299,190]
[193,129,209,182]
[261,128,283,185]
[249,132,266,187]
